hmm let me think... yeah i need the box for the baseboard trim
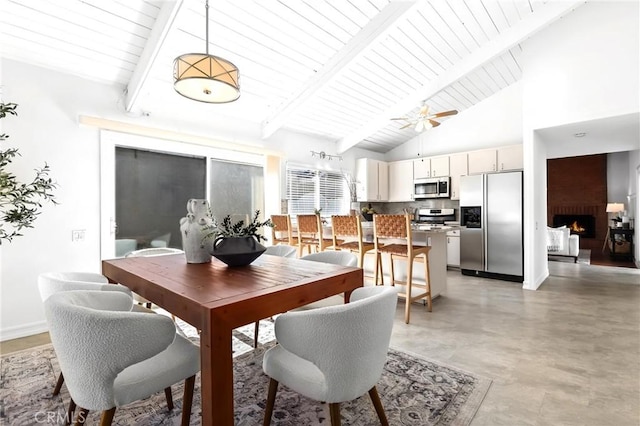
[0,321,48,342]
[524,269,549,291]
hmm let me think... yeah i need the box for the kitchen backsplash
[280,199,460,222]
[355,199,460,222]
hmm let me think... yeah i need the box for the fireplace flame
[570,221,585,233]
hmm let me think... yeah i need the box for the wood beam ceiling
[336,0,586,154]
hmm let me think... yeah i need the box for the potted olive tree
[0,102,57,243]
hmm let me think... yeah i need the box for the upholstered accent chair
[262,286,398,426]
[547,226,580,262]
[43,290,200,426]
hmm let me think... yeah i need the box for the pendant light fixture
[173,0,240,103]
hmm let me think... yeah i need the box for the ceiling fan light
[415,120,424,132]
[173,54,240,103]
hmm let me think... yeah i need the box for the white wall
[522,2,639,130]
[608,152,630,205]
[385,81,523,162]
[0,58,379,341]
[1,60,120,339]
[627,150,639,218]
[522,129,551,290]
[522,0,639,289]
[629,150,640,265]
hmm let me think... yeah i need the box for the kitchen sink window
[286,164,348,217]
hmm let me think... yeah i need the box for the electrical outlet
[71,229,86,242]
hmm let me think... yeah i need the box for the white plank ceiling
[0,0,584,153]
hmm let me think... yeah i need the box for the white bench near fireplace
[547,226,580,262]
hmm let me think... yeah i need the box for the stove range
[414,208,456,225]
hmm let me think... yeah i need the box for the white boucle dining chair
[294,251,359,310]
[252,244,299,348]
[44,290,200,426]
[301,250,358,266]
[125,247,184,312]
[37,271,140,398]
[253,250,359,348]
[38,271,127,305]
[264,244,297,258]
[262,286,398,426]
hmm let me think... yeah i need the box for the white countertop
[360,221,454,233]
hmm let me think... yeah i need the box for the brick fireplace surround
[547,154,608,252]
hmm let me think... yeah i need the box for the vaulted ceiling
[0,0,583,153]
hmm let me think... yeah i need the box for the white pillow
[547,228,568,252]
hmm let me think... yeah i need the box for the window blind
[286,165,347,216]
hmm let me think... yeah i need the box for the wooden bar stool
[330,215,383,283]
[373,213,432,324]
[270,215,298,246]
[296,214,334,257]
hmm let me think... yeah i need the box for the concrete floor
[2,262,639,425]
[390,262,640,426]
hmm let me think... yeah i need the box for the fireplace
[553,214,596,238]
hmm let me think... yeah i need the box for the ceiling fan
[392,103,458,132]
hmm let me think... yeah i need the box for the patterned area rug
[1,322,491,425]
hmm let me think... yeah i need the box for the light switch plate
[72,229,86,242]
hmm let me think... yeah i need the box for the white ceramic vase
[180,198,212,263]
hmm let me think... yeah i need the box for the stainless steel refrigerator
[459,171,523,282]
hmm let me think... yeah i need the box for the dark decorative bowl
[210,236,266,267]
[362,212,374,222]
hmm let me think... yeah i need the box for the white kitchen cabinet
[446,229,460,267]
[449,152,467,200]
[413,157,431,179]
[430,156,449,177]
[497,144,523,171]
[356,158,388,202]
[467,149,497,174]
[414,156,450,179]
[388,160,414,202]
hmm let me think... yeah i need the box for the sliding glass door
[100,130,266,258]
[209,159,265,226]
[114,148,206,255]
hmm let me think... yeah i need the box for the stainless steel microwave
[414,177,450,199]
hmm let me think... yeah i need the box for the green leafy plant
[361,203,376,214]
[0,102,58,243]
[203,210,273,242]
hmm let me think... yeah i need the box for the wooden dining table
[101,253,363,425]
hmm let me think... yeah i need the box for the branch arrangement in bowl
[202,210,273,242]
